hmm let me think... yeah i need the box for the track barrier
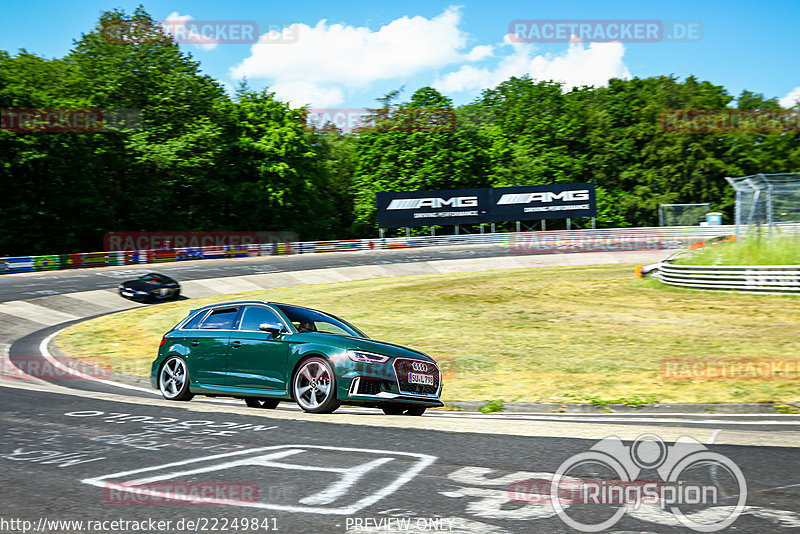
[0,225,747,275]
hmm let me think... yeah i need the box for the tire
[158,356,194,401]
[382,405,426,416]
[245,398,280,409]
[381,406,405,415]
[293,357,340,414]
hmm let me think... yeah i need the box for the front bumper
[339,356,443,407]
[345,376,443,406]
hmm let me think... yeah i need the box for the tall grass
[56,264,800,403]
[678,235,800,266]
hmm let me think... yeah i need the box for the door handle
[190,340,200,346]
[231,341,241,348]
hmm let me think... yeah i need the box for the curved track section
[3,247,800,532]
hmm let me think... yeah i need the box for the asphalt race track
[0,245,524,302]
[2,246,800,533]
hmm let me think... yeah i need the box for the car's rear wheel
[159,356,194,401]
[293,357,340,414]
[245,398,280,409]
[382,405,426,416]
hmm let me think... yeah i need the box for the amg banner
[376,183,596,228]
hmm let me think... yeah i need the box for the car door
[226,305,291,391]
[186,306,241,386]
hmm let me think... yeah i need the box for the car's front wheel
[245,398,280,409]
[159,356,194,401]
[293,357,340,414]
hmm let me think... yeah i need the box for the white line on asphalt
[420,413,800,425]
[38,327,241,406]
[35,330,800,425]
[39,329,157,395]
[82,445,437,515]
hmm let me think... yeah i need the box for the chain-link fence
[725,173,800,236]
[658,203,710,226]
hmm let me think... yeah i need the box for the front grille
[357,378,383,395]
[394,358,440,396]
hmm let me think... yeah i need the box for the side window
[199,307,239,330]
[315,322,351,336]
[181,310,208,330]
[238,306,284,331]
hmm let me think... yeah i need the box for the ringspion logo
[543,434,746,532]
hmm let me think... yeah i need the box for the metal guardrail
[660,263,800,294]
[0,225,742,275]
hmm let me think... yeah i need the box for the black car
[119,272,181,302]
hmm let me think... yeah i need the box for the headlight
[347,350,389,364]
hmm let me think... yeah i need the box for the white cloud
[216,80,235,98]
[229,6,487,106]
[271,80,344,108]
[466,44,494,61]
[780,86,800,108]
[165,12,218,51]
[434,37,630,94]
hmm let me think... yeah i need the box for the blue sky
[1,0,798,109]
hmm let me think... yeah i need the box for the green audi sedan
[150,300,443,415]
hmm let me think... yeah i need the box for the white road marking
[423,413,800,426]
[39,329,158,395]
[38,327,244,406]
[82,445,436,515]
[299,457,395,505]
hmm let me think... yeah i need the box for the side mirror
[259,322,285,336]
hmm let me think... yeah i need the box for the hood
[292,333,436,363]
[121,280,154,291]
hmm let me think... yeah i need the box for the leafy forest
[1,8,799,255]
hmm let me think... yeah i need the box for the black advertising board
[376,188,490,228]
[376,183,596,228]
[489,182,596,222]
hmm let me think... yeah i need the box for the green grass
[55,264,800,404]
[478,400,504,413]
[678,235,800,266]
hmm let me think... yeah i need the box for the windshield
[274,304,367,338]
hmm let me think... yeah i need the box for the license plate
[121,291,133,296]
[408,372,434,386]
